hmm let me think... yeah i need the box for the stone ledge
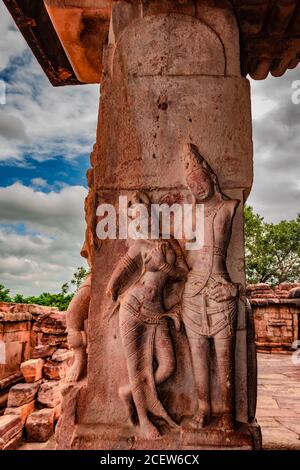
[0,312,32,322]
[68,421,261,450]
[0,372,23,391]
[250,298,300,307]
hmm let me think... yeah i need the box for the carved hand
[209,282,238,303]
[68,329,83,348]
[167,304,181,332]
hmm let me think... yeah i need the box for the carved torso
[123,241,176,318]
[184,198,239,297]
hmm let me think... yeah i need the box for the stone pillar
[57,0,261,450]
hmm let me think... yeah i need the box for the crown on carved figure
[184,143,206,176]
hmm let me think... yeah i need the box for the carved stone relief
[182,143,240,430]
[56,1,260,450]
[102,141,241,438]
[106,193,188,439]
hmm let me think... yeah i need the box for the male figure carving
[182,143,240,429]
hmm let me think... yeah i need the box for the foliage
[0,266,89,311]
[244,206,300,285]
[70,266,90,291]
[0,284,12,302]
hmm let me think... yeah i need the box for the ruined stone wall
[0,303,72,450]
[247,284,300,353]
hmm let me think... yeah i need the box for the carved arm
[106,245,142,301]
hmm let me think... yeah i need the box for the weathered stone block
[0,391,9,410]
[252,296,298,352]
[40,334,67,347]
[27,305,59,319]
[0,341,23,381]
[5,400,35,425]
[52,348,73,362]
[7,382,40,407]
[43,360,67,380]
[1,430,22,450]
[32,345,56,359]
[0,414,23,450]
[20,359,44,383]
[33,311,66,335]
[25,408,55,442]
[0,371,23,391]
[38,380,61,408]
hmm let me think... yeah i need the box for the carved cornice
[2,0,300,85]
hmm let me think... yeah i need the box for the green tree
[13,293,27,303]
[20,292,74,311]
[0,284,12,302]
[60,282,70,295]
[70,266,89,291]
[244,206,300,285]
[0,267,89,311]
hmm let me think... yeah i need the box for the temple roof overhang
[2,0,300,86]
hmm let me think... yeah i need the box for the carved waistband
[122,298,167,325]
[187,272,231,282]
[183,297,236,316]
[198,245,227,258]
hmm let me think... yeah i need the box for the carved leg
[118,383,138,425]
[154,322,176,385]
[214,335,236,430]
[65,276,90,383]
[119,308,161,439]
[186,332,211,428]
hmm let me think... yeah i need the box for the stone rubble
[43,360,68,381]
[7,382,40,407]
[0,303,73,446]
[5,401,35,425]
[20,359,44,383]
[0,414,23,450]
[38,381,61,408]
[26,408,58,443]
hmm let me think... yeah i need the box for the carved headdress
[184,143,223,198]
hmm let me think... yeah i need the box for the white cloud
[0,182,88,296]
[0,114,29,141]
[0,3,27,71]
[30,177,48,188]
[0,4,99,164]
[0,182,87,231]
[0,62,99,162]
[249,68,300,222]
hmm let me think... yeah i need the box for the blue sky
[0,3,299,296]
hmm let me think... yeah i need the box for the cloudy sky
[0,4,299,296]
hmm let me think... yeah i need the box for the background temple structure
[2,0,300,451]
[248,283,300,353]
